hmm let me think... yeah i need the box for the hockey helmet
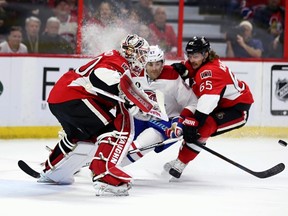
[185,36,210,55]
[147,45,164,63]
[120,34,150,73]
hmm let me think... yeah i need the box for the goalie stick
[18,160,40,179]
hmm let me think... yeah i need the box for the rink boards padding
[0,126,287,139]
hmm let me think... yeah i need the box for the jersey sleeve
[175,76,198,114]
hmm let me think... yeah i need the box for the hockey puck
[278,139,288,147]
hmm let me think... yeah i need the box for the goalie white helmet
[147,45,165,63]
[120,34,150,74]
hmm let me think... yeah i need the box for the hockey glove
[182,117,200,143]
[165,116,184,138]
[171,63,188,78]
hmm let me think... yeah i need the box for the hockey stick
[128,137,182,154]
[192,141,285,179]
[18,160,40,179]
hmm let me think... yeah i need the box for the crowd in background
[223,0,285,58]
[0,0,285,59]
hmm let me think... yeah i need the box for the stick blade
[18,160,40,179]
[253,163,285,179]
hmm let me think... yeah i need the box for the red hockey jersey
[185,58,254,115]
[48,50,130,109]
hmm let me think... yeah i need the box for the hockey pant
[178,104,251,164]
[122,118,178,166]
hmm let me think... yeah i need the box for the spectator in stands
[226,20,263,58]
[138,23,157,45]
[0,1,9,42]
[133,0,154,25]
[82,1,126,55]
[122,9,142,35]
[22,16,41,53]
[0,25,27,53]
[149,6,177,59]
[53,0,77,51]
[252,0,285,58]
[272,30,283,52]
[1,0,53,33]
[29,0,54,33]
[39,16,73,54]
[1,0,34,28]
[111,0,132,20]
[67,0,78,18]
[86,1,119,28]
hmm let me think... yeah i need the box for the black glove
[182,117,200,143]
[171,63,188,78]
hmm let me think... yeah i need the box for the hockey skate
[37,171,75,184]
[168,159,187,179]
[163,159,176,172]
[37,172,56,184]
[93,180,132,196]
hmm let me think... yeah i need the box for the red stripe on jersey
[131,142,143,157]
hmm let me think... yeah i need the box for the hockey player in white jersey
[121,45,198,165]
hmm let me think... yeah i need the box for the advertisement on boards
[270,65,288,116]
[0,57,91,126]
[0,57,287,127]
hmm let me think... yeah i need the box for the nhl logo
[275,79,288,101]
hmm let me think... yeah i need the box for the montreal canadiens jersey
[48,50,130,108]
[131,65,197,118]
[186,58,254,115]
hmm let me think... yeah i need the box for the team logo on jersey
[121,62,130,72]
[144,90,157,102]
[131,68,142,77]
[200,70,212,79]
[275,79,288,101]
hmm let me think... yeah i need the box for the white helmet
[120,34,149,74]
[147,45,165,63]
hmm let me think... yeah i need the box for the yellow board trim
[0,126,287,139]
[0,126,62,139]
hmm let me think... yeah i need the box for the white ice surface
[0,137,288,216]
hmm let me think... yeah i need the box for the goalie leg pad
[89,131,133,186]
[39,141,98,184]
[44,135,76,172]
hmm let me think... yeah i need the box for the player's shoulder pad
[158,65,179,80]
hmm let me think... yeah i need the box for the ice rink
[1,136,287,216]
